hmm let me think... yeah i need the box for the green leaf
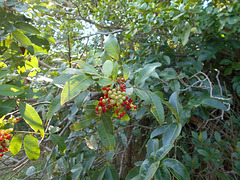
[24,134,40,161]
[154,144,174,161]
[50,134,66,153]
[61,75,93,105]
[85,156,96,171]
[102,60,113,77]
[181,22,191,46]
[0,85,24,96]
[0,99,16,118]
[105,165,120,180]
[197,149,209,157]
[101,50,111,62]
[214,131,221,142]
[147,138,159,157]
[155,166,171,180]
[163,158,190,180]
[150,125,168,138]
[104,34,120,60]
[3,21,15,33]
[126,166,140,180]
[123,63,130,80]
[71,164,83,180]
[19,103,44,138]
[46,94,61,121]
[143,25,152,33]
[134,88,151,104]
[216,171,231,180]
[169,92,182,120]
[228,16,238,25]
[144,161,160,180]
[29,35,50,51]
[12,30,32,47]
[14,22,40,34]
[101,112,114,134]
[75,60,98,75]
[97,122,115,149]
[139,159,151,180]
[74,91,90,108]
[98,77,113,86]
[92,165,106,180]
[163,55,171,65]
[150,93,164,125]
[112,62,119,81]
[162,123,182,146]
[72,114,94,131]
[201,99,228,111]
[9,134,23,155]
[134,63,161,86]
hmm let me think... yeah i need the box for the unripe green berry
[108,90,113,95]
[117,102,121,107]
[110,94,115,99]
[110,99,116,105]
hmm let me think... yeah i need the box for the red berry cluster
[95,77,137,119]
[0,130,11,157]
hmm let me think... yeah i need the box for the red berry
[95,107,99,110]
[121,78,125,82]
[0,154,3,157]
[120,113,124,117]
[6,135,11,140]
[106,88,110,91]
[16,117,20,121]
[0,137,3,141]
[125,96,128,100]
[153,106,156,109]
[134,106,137,109]
[123,111,126,114]
[115,110,119,114]
[102,87,106,90]
[95,111,99,114]
[107,85,111,87]
[100,97,104,101]
[5,148,8,152]
[107,106,111,109]
[117,115,121,119]
[127,105,131,109]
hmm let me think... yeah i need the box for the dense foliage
[0,0,239,179]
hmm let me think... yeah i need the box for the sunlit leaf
[9,134,23,155]
[12,30,32,47]
[61,75,93,105]
[102,60,113,77]
[14,22,40,34]
[104,34,120,60]
[24,134,40,161]
[75,60,98,75]
[19,102,44,138]
[0,85,24,96]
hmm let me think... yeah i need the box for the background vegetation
[0,0,239,179]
